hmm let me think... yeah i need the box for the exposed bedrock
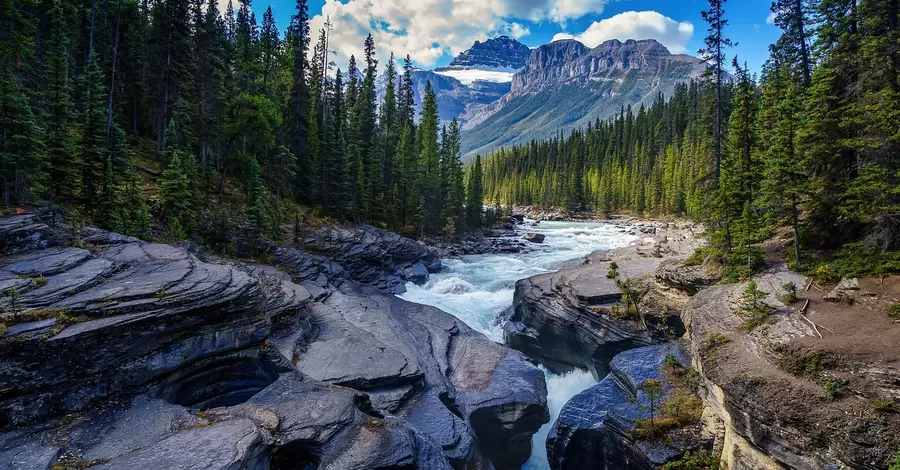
[547,343,701,470]
[292,223,442,294]
[0,215,549,469]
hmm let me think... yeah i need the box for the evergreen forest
[0,0,483,253]
[483,0,900,279]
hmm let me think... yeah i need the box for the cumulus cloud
[310,0,606,68]
[766,11,777,25]
[551,11,694,54]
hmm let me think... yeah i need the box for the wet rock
[547,343,700,470]
[0,215,52,254]
[504,267,653,378]
[406,262,430,284]
[288,283,551,469]
[524,233,546,244]
[0,218,549,469]
[296,224,441,294]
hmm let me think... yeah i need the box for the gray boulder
[524,233,546,244]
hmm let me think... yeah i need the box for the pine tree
[82,51,108,206]
[288,0,311,204]
[44,0,78,205]
[699,0,735,184]
[465,156,484,232]
[417,81,441,234]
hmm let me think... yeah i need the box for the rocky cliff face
[0,215,549,469]
[462,39,707,156]
[547,343,706,470]
[440,35,531,71]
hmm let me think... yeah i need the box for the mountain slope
[376,69,509,126]
[461,39,706,157]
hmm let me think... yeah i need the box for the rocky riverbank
[0,214,550,469]
[498,216,900,469]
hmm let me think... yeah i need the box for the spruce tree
[417,81,441,234]
[82,51,108,206]
[44,0,79,205]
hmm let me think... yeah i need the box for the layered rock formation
[685,268,900,470]
[293,223,442,294]
[547,343,704,469]
[503,223,701,378]
[0,215,550,469]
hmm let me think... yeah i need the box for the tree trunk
[1,125,8,207]
[106,0,123,140]
[792,196,801,264]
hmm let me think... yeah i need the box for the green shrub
[873,401,897,413]
[663,451,720,470]
[664,354,679,368]
[781,281,798,304]
[890,304,900,319]
[823,379,847,399]
[34,275,48,288]
[607,261,619,279]
[891,448,900,470]
[776,349,823,377]
[740,281,773,331]
[701,332,730,352]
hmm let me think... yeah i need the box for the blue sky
[250,0,779,74]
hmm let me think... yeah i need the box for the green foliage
[34,275,48,288]
[701,332,730,352]
[822,379,847,399]
[781,281,798,304]
[664,354,680,369]
[891,448,900,470]
[739,281,772,331]
[873,401,897,413]
[890,304,900,320]
[663,451,721,470]
[776,348,823,377]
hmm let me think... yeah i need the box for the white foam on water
[399,221,636,469]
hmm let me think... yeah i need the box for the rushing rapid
[400,221,636,469]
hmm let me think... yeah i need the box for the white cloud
[552,11,694,54]
[766,11,777,25]
[310,0,607,68]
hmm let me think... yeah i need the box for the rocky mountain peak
[442,35,531,71]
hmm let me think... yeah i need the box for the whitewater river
[400,221,637,469]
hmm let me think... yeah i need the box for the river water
[400,221,637,469]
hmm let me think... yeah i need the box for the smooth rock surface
[547,343,696,470]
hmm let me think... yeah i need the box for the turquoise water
[400,221,636,469]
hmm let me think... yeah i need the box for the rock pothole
[158,357,279,410]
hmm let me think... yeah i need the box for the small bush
[632,416,678,440]
[153,289,167,299]
[607,262,619,279]
[781,281,798,304]
[891,448,900,470]
[663,394,703,426]
[776,349,823,377]
[701,332,730,352]
[664,353,680,369]
[663,451,721,470]
[739,281,773,331]
[34,275,48,288]
[823,379,847,399]
[889,304,900,319]
[873,401,897,413]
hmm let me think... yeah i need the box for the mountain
[460,39,707,157]
[376,69,510,126]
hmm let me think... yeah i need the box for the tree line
[0,0,486,252]
[483,0,900,279]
